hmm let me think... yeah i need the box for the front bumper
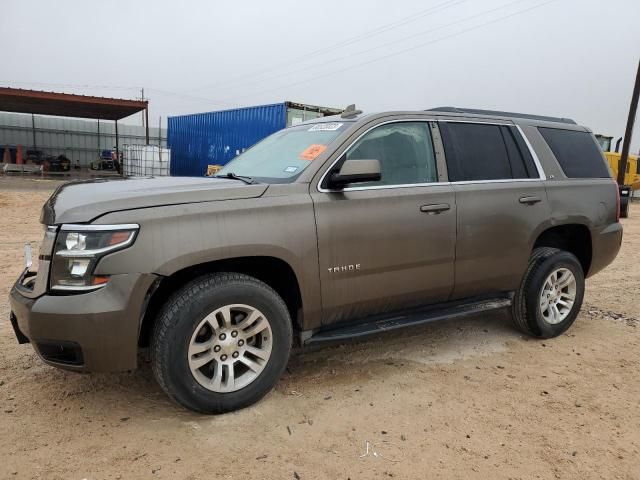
[9,272,159,372]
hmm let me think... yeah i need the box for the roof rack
[426,107,577,125]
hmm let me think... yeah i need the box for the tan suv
[9,107,623,413]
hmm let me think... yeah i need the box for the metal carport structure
[0,87,149,159]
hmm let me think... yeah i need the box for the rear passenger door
[438,121,551,299]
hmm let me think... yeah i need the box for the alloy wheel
[539,268,577,325]
[188,304,273,393]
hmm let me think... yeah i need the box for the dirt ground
[0,178,639,480]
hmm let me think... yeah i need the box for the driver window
[345,122,437,186]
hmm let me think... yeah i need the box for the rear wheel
[151,273,292,413]
[512,248,585,338]
[620,203,629,218]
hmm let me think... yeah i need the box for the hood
[41,176,268,225]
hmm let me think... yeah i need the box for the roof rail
[426,106,577,125]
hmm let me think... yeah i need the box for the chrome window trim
[449,178,541,185]
[514,125,547,180]
[60,223,139,232]
[317,119,545,193]
[328,181,444,192]
[439,119,513,126]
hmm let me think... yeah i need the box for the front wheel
[151,273,292,414]
[512,248,585,338]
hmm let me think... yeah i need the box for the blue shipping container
[168,103,288,176]
[168,101,343,176]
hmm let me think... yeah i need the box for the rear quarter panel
[522,125,621,277]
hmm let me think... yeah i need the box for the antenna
[341,104,363,119]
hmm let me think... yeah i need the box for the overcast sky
[2,0,640,151]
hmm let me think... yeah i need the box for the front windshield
[217,122,347,183]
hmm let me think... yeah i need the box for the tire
[620,204,629,218]
[512,247,585,339]
[151,272,292,414]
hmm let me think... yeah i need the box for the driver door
[311,120,456,326]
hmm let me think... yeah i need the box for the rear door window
[440,122,537,181]
[538,128,610,178]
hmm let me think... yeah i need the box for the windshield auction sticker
[299,144,327,161]
[308,123,343,131]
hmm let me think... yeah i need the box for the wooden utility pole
[617,59,640,186]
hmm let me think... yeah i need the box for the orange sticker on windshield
[299,144,327,161]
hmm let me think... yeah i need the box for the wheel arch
[532,223,593,276]
[138,256,303,348]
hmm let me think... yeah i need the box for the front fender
[90,193,322,329]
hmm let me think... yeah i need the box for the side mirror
[328,159,381,189]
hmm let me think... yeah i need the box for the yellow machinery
[595,134,638,217]
[596,134,640,189]
[604,151,640,190]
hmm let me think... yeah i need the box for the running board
[305,297,512,345]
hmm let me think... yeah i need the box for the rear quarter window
[538,127,610,178]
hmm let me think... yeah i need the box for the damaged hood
[41,176,268,224]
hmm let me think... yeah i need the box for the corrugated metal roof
[0,87,148,120]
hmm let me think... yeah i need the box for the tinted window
[501,126,538,178]
[538,128,609,178]
[439,123,513,181]
[345,122,437,186]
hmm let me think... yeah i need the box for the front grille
[36,341,84,366]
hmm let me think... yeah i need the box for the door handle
[420,203,450,214]
[519,196,541,205]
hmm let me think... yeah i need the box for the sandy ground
[0,179,639,480]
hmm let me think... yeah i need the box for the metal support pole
[145,107,150,145]
[141,88,145,128]
[115,119,119,165]
[97,119,100,156]
[31,114,37,150]
[617,59,640,186]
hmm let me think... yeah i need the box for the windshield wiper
[213,172,258,185]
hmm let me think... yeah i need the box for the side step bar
[305,297,512,345]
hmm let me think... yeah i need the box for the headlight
[50,224,139,292]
